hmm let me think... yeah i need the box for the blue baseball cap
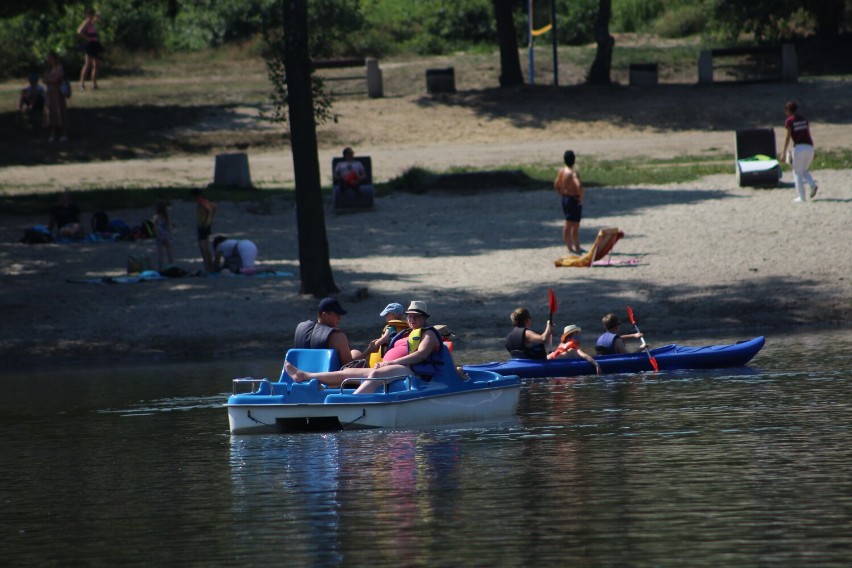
[317,297,347,315]
[379,303,404,317]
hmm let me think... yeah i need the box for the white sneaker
[809,184,818,199]
[791,197,804,203]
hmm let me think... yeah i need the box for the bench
[314,57,383,98]
[698,44,797,84]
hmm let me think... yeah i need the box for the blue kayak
[463,336,765,379]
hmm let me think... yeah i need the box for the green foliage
[2,0,851,81]
[554,0,599,45]
[164,0,276,51]
[105,1,165,51]
[361,0,496,55]
[652,3,710,38]
[612,0,665,33]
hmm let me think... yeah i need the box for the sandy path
[4,124,850,193]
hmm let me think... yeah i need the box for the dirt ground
[1,71,850,370]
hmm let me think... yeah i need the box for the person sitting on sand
[595,313,642,355]
[19,73,46,116]
[49,191,85,239]
[293,297,379,367]
[548,324,601,374]
[286,300,446,394]
[333,147,367,192]
[505,307,552,360]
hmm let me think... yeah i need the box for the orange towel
[555,228,624,267]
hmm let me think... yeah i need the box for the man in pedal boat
[285,301,444,394]
[293,297,379,367]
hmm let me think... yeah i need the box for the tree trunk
[493,0,524,87]
[283,0,338,297]
[587,0,614,85]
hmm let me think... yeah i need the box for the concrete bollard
[698,51,713,83]
[366,58,383,98]
[781,44,798,82]
[212,152,253,188]
[629,63,658,86]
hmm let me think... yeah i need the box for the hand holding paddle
[626,306,659,371]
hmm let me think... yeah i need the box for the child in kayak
[548,324,601,374]
[595,313,643,355]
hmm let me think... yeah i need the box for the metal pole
[551,0,558,86]
[528,0,534,85]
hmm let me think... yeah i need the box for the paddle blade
[626,305,636,325]
[549,288,558,315]
[649,355,659,372]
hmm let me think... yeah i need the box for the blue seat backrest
[280,349,341,380]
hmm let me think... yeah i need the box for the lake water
[2,328,850,566]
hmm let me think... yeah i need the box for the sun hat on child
[561,324,581,341]
[380,302,405,317]
[405,301,430,317]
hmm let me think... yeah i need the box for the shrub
[653,4,710,38]
[612,0,665,33]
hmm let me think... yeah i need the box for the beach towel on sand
[555,227,624,267]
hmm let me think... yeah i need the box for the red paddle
[626,306,659,371]
[548,289,558,348]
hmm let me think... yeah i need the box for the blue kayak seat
[280,349,341,381]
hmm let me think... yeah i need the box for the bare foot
[284,361,311,382]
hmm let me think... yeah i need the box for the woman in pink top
[780,101,818,203]
[77,10,103,90]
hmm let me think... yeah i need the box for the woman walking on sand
[780,100,818,203]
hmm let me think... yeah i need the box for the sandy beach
[1,77,850,370]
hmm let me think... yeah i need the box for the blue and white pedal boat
[227,347,521,434]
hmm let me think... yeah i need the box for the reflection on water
[1,328,850,565]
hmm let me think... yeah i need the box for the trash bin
[426,68,455,94]
[212,152,253,188]
[629,63,658,87]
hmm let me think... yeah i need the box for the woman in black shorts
[77,10,103,90]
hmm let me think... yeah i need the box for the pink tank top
[382,341,409,362]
